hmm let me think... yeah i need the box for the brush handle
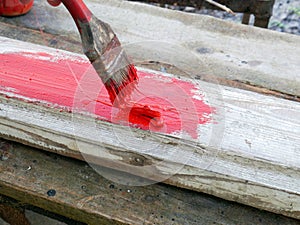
[60,0,92,28]
[47,0,93,28]
[48,0,101,61]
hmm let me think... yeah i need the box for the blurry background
[151,0,300,35]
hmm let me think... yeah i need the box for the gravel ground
[163,0,300,35]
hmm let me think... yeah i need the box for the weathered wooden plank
[0,36,300,219]
[0,140,299,225]
[0,21,82,54]
[0,21,298,105]
[0,0,299,96]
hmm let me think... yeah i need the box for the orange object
[0,0,34,16]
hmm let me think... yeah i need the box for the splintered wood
[0,36,299,219]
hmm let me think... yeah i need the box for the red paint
[105,63,138,105]
[0,52,214,138]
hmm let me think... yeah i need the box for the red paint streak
[0,52,214,138]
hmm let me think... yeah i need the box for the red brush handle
[59,0,92,27]
[48,0,98,61]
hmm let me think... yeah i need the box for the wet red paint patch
[0,52,214,138]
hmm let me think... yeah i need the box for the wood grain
[0,0,299,96]
[1,141,299,225]
[0,37,299,219]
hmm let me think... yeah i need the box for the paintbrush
[47,0,138,104]
[48,0,163,127]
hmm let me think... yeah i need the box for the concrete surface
[0,0,299,96]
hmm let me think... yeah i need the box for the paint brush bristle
[101,63,138,104]
[88,17,138,104]
[83,15,139,105]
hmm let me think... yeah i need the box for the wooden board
[1,141,299,225]
[0,36,300,219]
[1,0,299,97]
